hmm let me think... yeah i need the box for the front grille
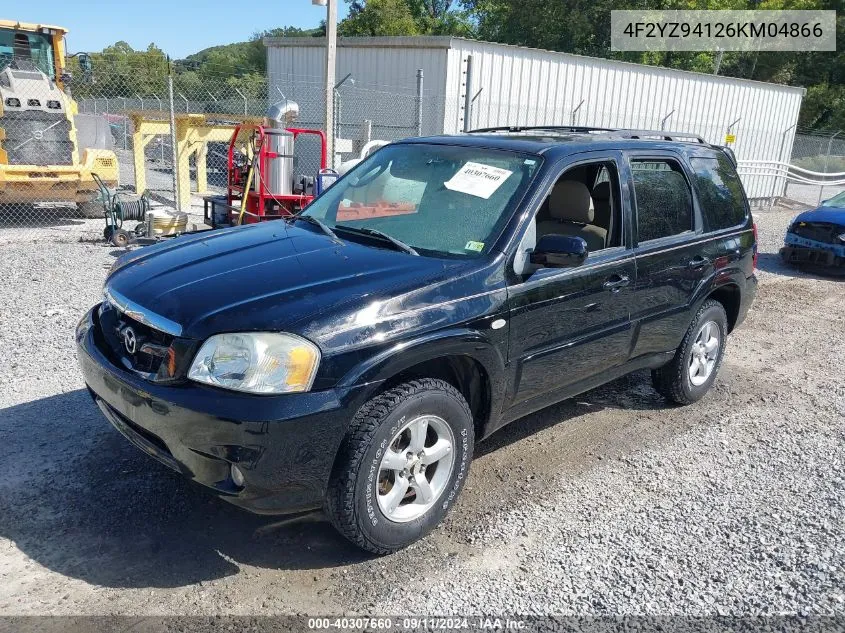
[791,221,845,245]
[98,301,174,377]
[0,110,73,165]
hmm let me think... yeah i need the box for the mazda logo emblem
[123,327,137,355]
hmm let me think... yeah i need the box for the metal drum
[262,128,295,196]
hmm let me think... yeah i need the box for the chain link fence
[785,128,845,206]
[0,55,443,240]
[2,47,843,241]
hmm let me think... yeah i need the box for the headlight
[188,332,320,394]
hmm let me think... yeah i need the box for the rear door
[623,151,712,357]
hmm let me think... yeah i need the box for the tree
[68,41,168,98]
[462,0,845,130]
[340,0,473,35]
[340,0,420,35]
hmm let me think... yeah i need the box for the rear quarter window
[690,155,749,231]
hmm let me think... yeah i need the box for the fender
[337,326,509,434]
[690,267,743,307]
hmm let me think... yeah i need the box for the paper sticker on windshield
[465,240,485,252]
[444,162,513,199]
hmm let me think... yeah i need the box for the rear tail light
[752,222,758,270]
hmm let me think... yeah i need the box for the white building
[265,36,805,200]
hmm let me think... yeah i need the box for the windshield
[0,28,56,79]
[822,190,845,208]
[303,143,542,258]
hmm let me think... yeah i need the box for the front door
[504,153,635,415]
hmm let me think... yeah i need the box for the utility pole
[314,0,337,166]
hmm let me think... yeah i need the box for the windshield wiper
[290,215,339,241]
[334,225,419,256]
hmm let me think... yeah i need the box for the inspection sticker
[444,162,513,199]
[465,240,485,252]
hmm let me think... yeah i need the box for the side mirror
[529,234,588,268]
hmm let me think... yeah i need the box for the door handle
[603,274,630,291]
[687,256,710,269]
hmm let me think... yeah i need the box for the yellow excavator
[0,19,119,216]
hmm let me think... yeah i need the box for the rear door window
[689,155,749,231]
[631,159,694,243]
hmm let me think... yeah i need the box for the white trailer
[265,36,805,200]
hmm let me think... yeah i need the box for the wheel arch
[338,329,507,441]
[706,282,742,333]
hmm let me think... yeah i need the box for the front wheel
[651,299,728,405]
[325,379,474,554]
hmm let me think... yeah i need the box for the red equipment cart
[207,124,327,227]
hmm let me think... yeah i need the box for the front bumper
[781,232,845,269]
[780,245,844,268]
[76,306,363,515]
[0,149,119,204]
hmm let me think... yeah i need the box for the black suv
[76,127,757,554]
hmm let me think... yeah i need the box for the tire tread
[651,299,727,405]
[325,378,472,555]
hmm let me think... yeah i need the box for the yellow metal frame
[128,111,262,211]
[0,148,118,203]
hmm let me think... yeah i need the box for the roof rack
[467,125,616,134]
[466,125,708,145]
[613,129,708,144]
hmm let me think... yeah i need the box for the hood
[106,222,469,342]
[793,206,845,226]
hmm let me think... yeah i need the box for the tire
[110,228,131,248]
[325,378,475,554]
[651,299,728,405]
[77,201,104,219]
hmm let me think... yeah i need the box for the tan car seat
[536,180,607,251]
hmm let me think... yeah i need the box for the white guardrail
[737,160,845,205]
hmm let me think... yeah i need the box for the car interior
[514,162,621,276]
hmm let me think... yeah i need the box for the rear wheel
[651,299,728,405]
[325,378,474,554]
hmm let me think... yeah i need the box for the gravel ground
[0,206,842,619]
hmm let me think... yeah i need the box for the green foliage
[68,3,844,132]
[340,0,474,35]
[462,0,845,131]
[69,41,169,98]
[340,0,421,35]
[69,25,324,103]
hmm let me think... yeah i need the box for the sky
[13,0,350,58]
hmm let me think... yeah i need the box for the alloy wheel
[688,320,720,387]
[376,415,455,523]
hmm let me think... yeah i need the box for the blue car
[781,190,845,271]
